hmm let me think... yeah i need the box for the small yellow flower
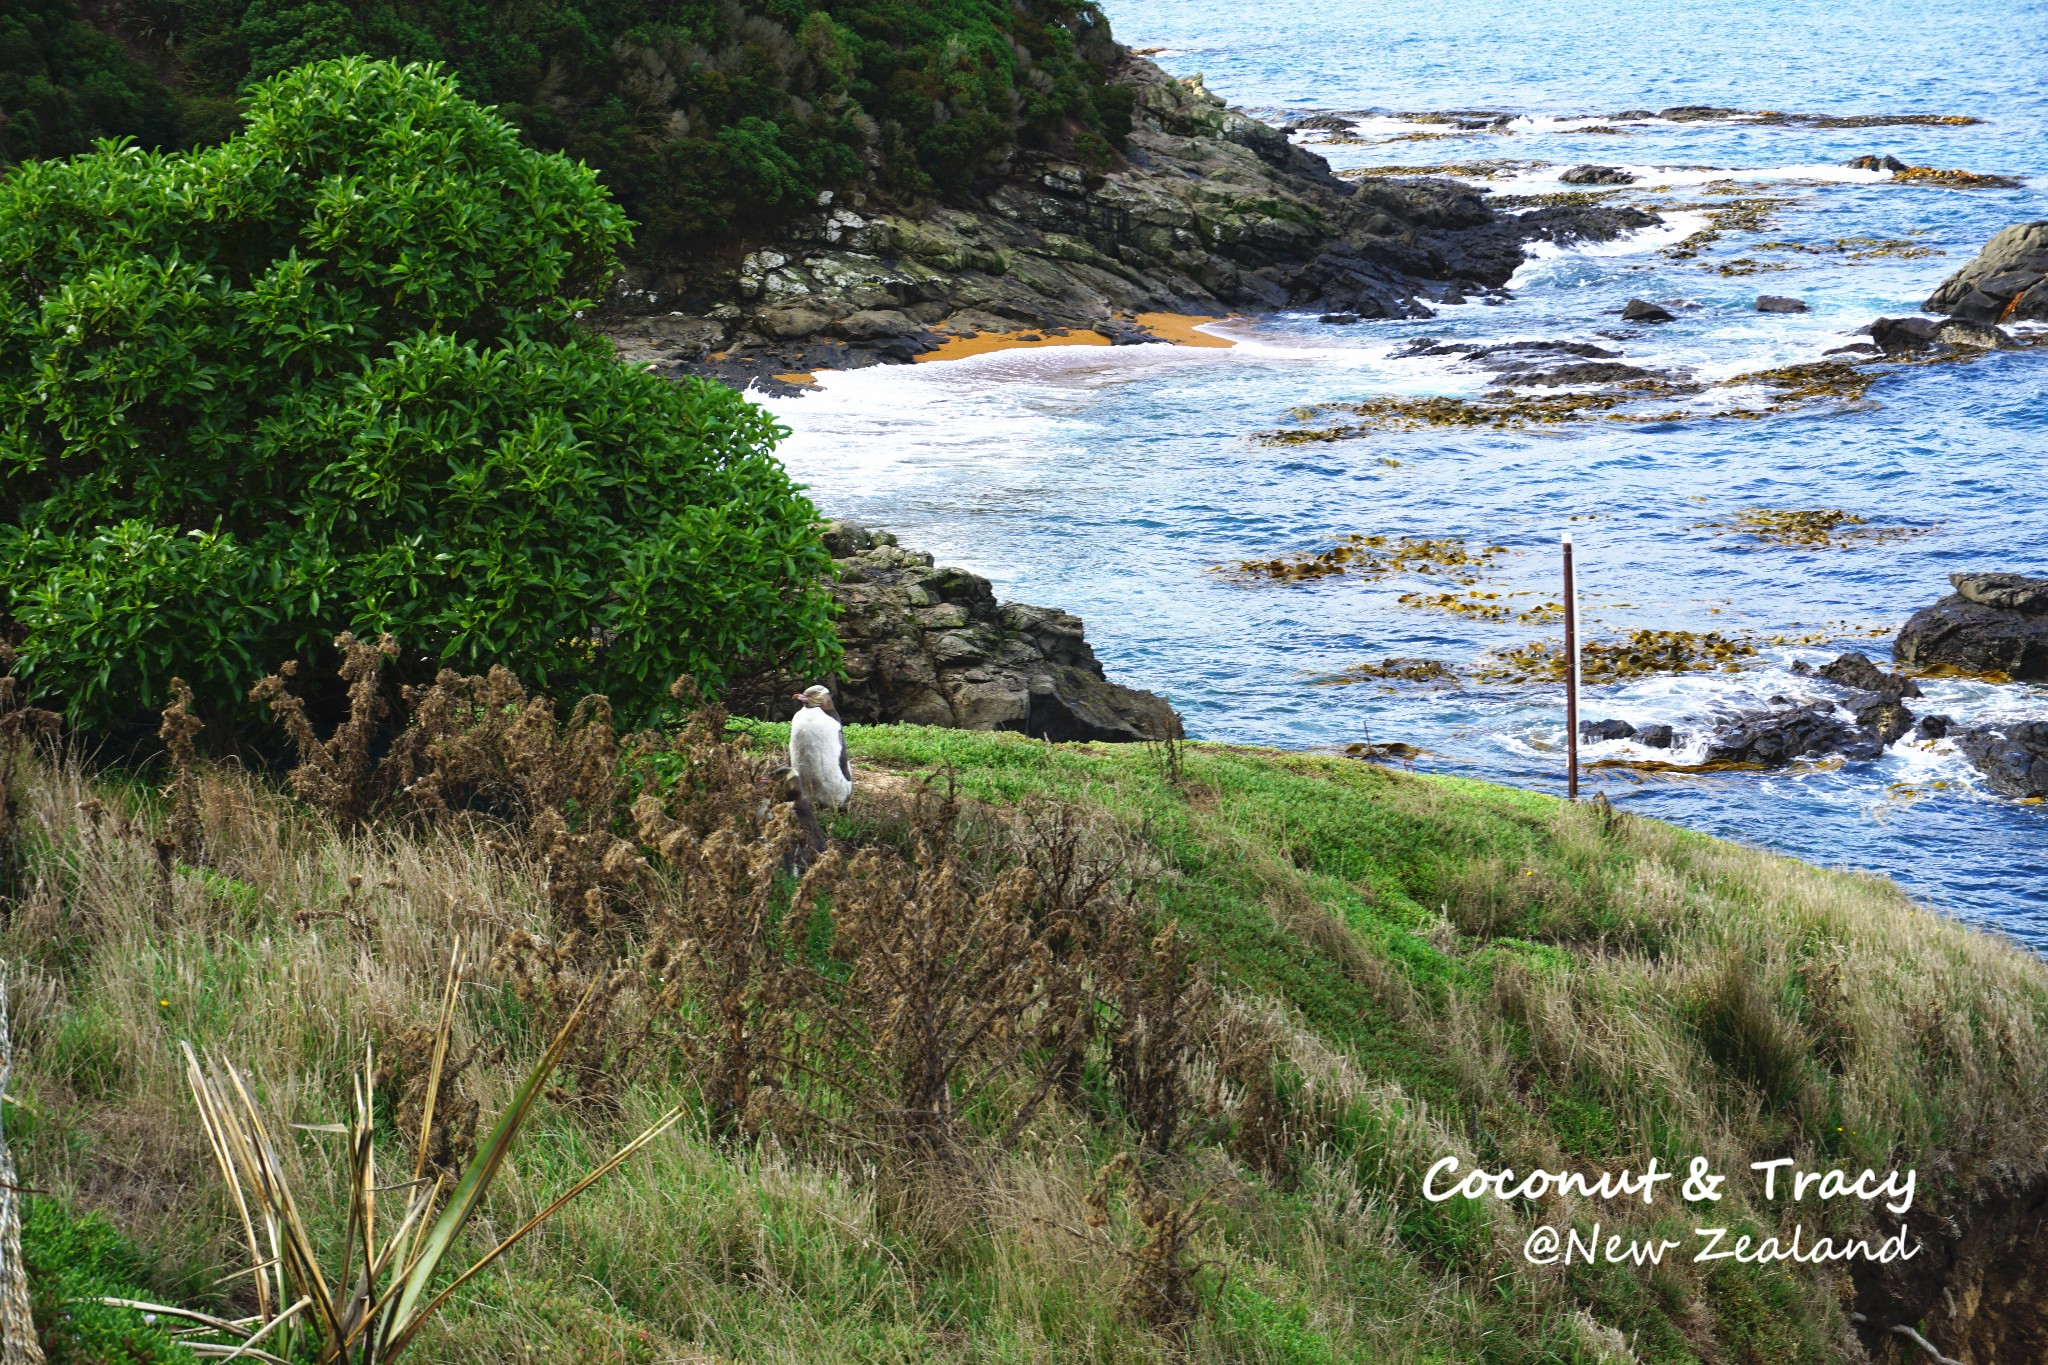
[159,999,170,1007]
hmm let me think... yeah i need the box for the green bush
[0,0,1130,257]
[0,56,839,733]
[22,1196,197,1364]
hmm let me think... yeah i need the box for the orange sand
[1132,312,1235,347]
[913,328,1113,363]
[772,371,818,386]
[912,312,1235,363]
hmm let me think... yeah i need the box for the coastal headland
[0,3,2045,1362]
[598,52,1656,392]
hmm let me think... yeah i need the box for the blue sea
[760,0,2048,942]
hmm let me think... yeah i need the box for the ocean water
[757,0,2048,942]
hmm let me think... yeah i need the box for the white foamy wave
[1510,213,1710,284]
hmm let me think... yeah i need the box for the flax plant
[108,950,682,1364]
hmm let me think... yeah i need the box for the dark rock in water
[1439,286,1467,305]
[1507,360,1664,387]
[1404,338,1623,363]
[1936,318,2015,350]
[1868,316,1943,355]
[1755,295,1809,313]
[1851,696,1915,745]
[1817,651,1923,700]
[1398,338,1680,387]
[1704,704,1884,766]
[1660,106,1743,122]
[1580,719,1638,742]
[1923,220,2048,324]
[1955,721,2048,798]
[1636,724,1676,749]
[1292,113,1358,133]
[729,522,1181,743]
[1561,165,1637,185]
[1844,154,1909,172]
[1895,572,2048,681]
[1916,714,1952,740]
[1320,313,1359,325]
[1621,298,1676,323]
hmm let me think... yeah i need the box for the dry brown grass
[3,672,2046,1361]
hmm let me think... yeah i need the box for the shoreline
[910,311,1237,364]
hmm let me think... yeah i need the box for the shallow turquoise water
[761,0,2048,941]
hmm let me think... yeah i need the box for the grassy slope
[7,725,2047,1364]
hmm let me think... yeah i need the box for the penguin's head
[794,684,837,713]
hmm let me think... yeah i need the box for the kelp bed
[1222,534,1509,584]
[1698,508,1933,548]
[1255,360,1881,444]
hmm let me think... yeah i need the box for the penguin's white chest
[790,709,852,810]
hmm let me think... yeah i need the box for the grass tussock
[2,647,2046,1363]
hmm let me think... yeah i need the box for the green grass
[22,1197,198,1364]
[6,727,2046,1362]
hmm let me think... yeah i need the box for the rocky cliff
[728,522,1180,743]
[603,54,1659,385]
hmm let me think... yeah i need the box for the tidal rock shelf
[731,523,1180,744]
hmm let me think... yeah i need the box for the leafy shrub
[0,0,182,165]
[0,57,839,733]
[1,0,1133,256]
[22,1196,196,1364]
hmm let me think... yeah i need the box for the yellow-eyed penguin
[789,684,853,811]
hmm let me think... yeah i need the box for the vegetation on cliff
[2,647,2041,1362]
[0,59,837,734]
[0,0,1133,257]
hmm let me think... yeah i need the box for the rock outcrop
[1704,703,1885,766]
[1922,220,2048,324]
[1895,572,2048,681]
[1813,650,1922,699]
[1561,165,1636,185]
[1956,722,2048,798]
[730,523,1180,743]
[601,54,1660,382]
[1394,337,1680,388]
[1867,315,2013,356]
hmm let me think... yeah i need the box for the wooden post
[1563,533,1580,802]
[0,970,44,1365]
